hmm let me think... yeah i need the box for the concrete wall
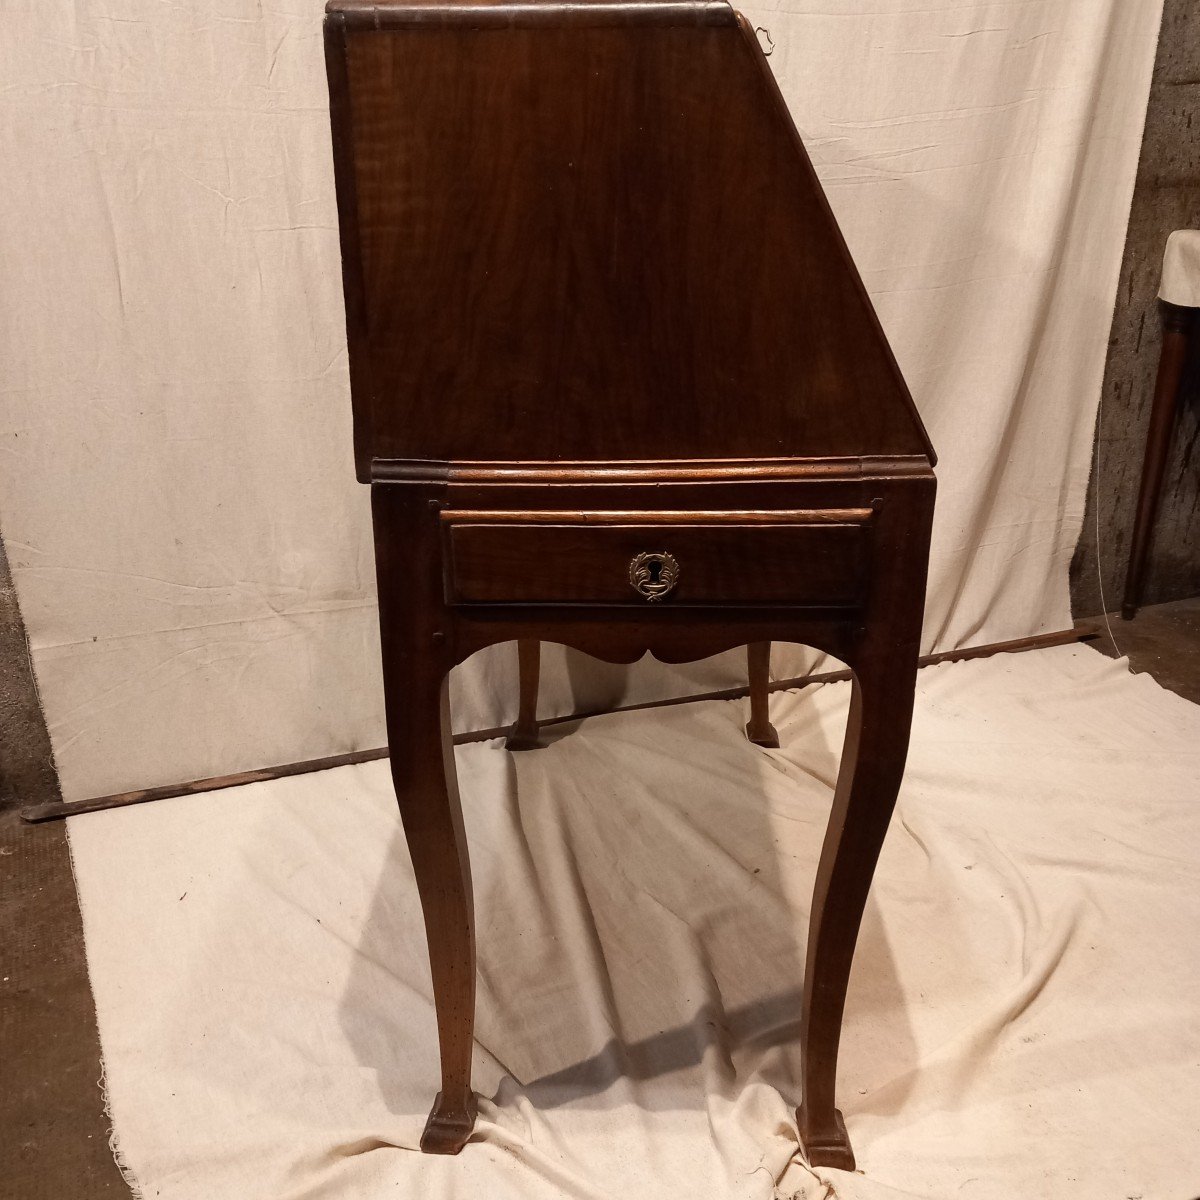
[1071,0,1200,617]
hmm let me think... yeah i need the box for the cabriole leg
[797,649,918,1169]
[386,664,478,1153]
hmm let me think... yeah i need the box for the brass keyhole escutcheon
[628,551,680,601]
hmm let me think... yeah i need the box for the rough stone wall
[1072,0,1200,617]
[0,536,59,811]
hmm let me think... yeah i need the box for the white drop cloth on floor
[68,645,1200,1199]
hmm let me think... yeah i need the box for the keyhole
[629,550,679,601]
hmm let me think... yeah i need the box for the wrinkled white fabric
[1160,230,1200,307]
[68,646,1200,1199]
[0,0,1165,800]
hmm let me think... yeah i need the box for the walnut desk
[324,0,936,1170]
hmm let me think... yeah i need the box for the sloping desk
[325,0,936,1170]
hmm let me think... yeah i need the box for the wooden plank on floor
[22,625,1098,823]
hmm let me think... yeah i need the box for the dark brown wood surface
[326,6,933,477]
[325,0,938,1172]
[445,521,868,606]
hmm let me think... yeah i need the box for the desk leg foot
[745,641,780,747]
[505,639,544,751]
[797,1105,854,1170]
[745,719,780,748]
[799,651,916,1176]
[504,733,545,751]
[421,1088,478,1154]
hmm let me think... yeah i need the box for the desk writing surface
[327,2,933,470]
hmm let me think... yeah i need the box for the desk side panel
[337,19,930,464]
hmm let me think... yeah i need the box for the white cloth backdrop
[0,0,1164,800]
[67,646,1200,1199]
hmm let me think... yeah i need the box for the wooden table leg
[384,661,478,1153]
[745,641,780,747]
[797,644,918,1170]
[373,474,480,1157]
[373,486,480,1153]
[505,639,543,751]
[1122,301,1195,620]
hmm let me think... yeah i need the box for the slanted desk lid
[325,0,936,477]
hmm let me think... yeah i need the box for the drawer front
[443,516,869,607]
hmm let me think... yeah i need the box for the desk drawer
[442,511,871,607]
